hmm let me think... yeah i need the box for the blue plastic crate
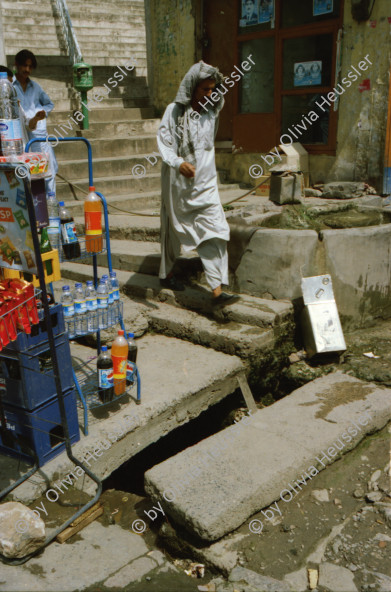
[0,386,80,467]
[0,332,74,411]
[4,304,65,352]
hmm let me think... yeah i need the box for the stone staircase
[1,0,295,389]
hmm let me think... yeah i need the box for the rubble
[0,502,45,559]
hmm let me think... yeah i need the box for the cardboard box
[254,175,271,196]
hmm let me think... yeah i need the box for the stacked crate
[0,304,80,466]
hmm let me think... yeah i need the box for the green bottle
[40,227,53,276]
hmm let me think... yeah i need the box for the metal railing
[54,0,83,64]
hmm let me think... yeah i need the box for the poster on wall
[313,0,333,16]
[0,169,37,274]
[240,0,259,26]
[294,61,322,87]
[239,0,274,26]
[258,0,274,24]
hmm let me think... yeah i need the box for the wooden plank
[237,373,257,414]
[56,505,103,544]
[68,501,102,528]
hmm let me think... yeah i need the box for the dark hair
[15,49,37,69]
[0,66,13,78]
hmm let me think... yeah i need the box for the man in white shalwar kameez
[157,60,239,304]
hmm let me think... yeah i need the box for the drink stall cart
[0,161,102,565]
[25,137,141,435]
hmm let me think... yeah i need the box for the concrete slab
[235,228,319,300]
[0,522,148,591]
[149,303,276,358]
[144,372,391,541]
[0,335,243,504]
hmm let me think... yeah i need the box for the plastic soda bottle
[111,330,128,396]
[97,345,114,403]
[61,285,76,338]
[47,191,61,253]
[59,201,81,260]
[40,227,53,276]
[0,72,23,156]
[84,186,102,253]
[126,332,138,386]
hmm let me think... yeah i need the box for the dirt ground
[16,318,391,591]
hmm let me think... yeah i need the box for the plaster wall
[145,0,197,116]
[326,0,390,190]
[218,1,390,191]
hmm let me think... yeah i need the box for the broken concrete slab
[148,303,276,358]
[321,225,391,329]
[0,522,148,591]
[235,228,319,300]
[144,372,391,542]
[229,566,292,592]
[322,182,375,199]
[1,335,244,504]
[318,562,358,592]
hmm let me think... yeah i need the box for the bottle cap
[89,186,96,191]
[118,330,124,336]
[110,271,116,277]
[62,285,69,290]
[99,278,105,283]
[58,201,65,206]
[75,282,82,288]
[101,345,107,352]
[128,332,134,338]
[102,274,108,279]
[86,280,93,285]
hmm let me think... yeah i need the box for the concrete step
[56,171,161,199]
[53,136,158,161]
[0,334,245,507]
[144,372,391,542]
[57,154,161,180]
[65,193,161,217]
[70,42,146,54]
[3,25,143,42]
[71,238,200,275]
[48,119,160,139]
[76,212,162,242]
[4,38,65,50]
[50,107,155,124]
[60,262,293,331]
[148,303,276,359]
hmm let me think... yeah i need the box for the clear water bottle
[0,72,23,156]
[46,191,61,253]
[96,278,109,329]
[85,280,98,332]
[102,274,114,324]
[74,282,87,336]
[110,271,120,316]
[61,285,76,339]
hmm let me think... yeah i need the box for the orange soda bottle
[111,330,128,396]
[84,186,102,253]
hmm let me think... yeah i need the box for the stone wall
[144,0,200,116]
[146,0,390,191]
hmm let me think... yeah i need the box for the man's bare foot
[213,285,222,299]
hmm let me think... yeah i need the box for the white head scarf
[173,60,224,165]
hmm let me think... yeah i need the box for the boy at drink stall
[12,49,58,194]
